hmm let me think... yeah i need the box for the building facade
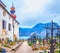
[0,1,19,41]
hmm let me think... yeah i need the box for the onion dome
[11,14,16,19]
[10,3,15,14]
[10,10,15,14]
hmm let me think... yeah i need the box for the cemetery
[0,0,60,53]
[0,37,22,53]
[28,21,60,53]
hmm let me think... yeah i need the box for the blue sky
[2,0,60,28]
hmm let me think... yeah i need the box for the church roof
[0,0,6,8]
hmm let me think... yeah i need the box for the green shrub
[28,43,33,46]
[55,49,60,53]
[3,44,11,48]
[0,40,2,43]
[0,48,2,52]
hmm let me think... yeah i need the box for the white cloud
[15,0,53,27]
[18,0,52,14]
[53,14,60,25]
[2,0,60,28]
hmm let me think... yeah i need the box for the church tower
[10,2,16,19]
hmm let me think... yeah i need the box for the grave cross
[46,21,60,38]
[45,20,60,53]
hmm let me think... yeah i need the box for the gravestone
[31,35,36,44]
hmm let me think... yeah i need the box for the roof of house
[0,0,6,7]
[0,0,19,24]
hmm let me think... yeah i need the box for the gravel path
[15,41,36,53]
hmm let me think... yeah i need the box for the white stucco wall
[0,6,2,36]
[0,5,19,41]
[0,6,13,40]
[14,20,19,40]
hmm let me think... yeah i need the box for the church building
[0,0,19,41]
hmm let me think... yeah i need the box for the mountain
[19,22,60,39]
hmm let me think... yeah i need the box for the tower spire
[12,2,14,7]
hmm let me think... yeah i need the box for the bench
[11,42,22,53]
